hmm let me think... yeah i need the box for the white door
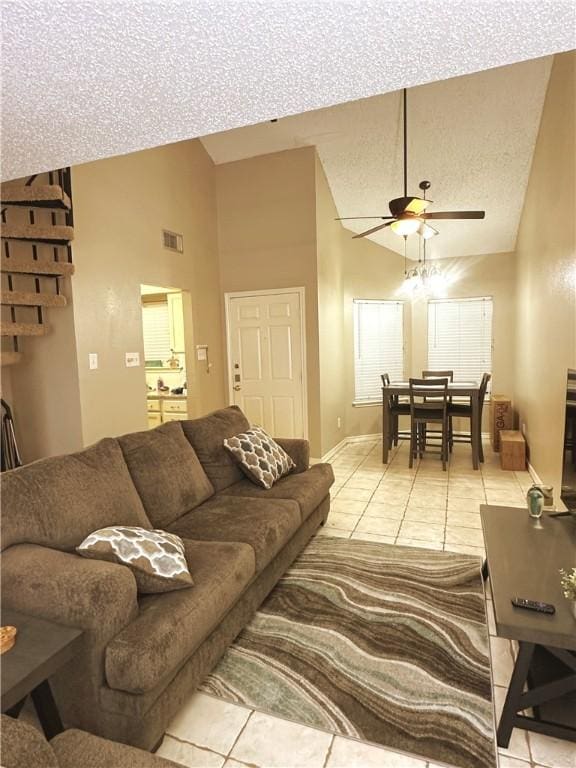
[227,291,305,438]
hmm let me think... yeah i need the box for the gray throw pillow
[76,526,193,593]
[223,426,295,490]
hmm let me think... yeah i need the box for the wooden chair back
[409,377,449,418]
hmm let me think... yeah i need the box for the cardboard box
[490,396,513,451]
[500,430,526,470]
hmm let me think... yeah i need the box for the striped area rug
[201,537,495,768]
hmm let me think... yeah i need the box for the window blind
[427,297,493,387]
[354,300,404,402]
[142,301,171,363]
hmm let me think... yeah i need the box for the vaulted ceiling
[202,57,553,259]
[1,1,573,183]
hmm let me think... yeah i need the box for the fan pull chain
[403,236,407,276]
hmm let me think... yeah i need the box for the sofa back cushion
[118,421,214,528]
[180,406,251,492]
[1,438,151,552]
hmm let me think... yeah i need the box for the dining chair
[381,373,410,450]
[449,372,491,462]
[422,369,454,451]
[408,377,450,470]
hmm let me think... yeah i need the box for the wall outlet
[125,352,140,368]
[337,417,342,429]
[88,353,98,370]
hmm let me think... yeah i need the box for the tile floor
[157,439,575,768]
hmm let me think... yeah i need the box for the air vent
[162,229,183,253]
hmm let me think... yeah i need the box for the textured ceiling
[2,1,574,181]
[202,58,553,259]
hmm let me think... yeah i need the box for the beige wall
[342,238,407,439]
[216,147,322,456]
[70,138,226,447]
[315,155,346,456]
[514,51,576,491]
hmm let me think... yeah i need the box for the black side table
[1,608,83,739]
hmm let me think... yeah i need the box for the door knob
[233,385,241,391]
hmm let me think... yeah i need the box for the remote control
[511,597,555,614]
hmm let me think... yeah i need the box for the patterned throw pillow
[76,526,193,594]
[223,426,295,490]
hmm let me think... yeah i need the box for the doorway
[140,284,189,429]
[225,288,307,438]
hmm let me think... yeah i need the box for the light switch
[125,352,140,367]
[89,353,98,370]
[196,346,207,361]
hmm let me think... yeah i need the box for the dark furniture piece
[422,369,454,451]
[480,504,576,747]
[408,378,450,470]
[1,406,334,750]
[382,380,482,468]
[450,372,492,462]
[1,609,83,739]
[0,714,180,768]
[381,373,410,457]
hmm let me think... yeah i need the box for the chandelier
[401,235,448,298]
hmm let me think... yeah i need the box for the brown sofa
[0,715,180,768]
[1,406,333,750]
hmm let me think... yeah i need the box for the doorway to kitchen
[140,284,189,429]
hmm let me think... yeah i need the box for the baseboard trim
[527,461,542,484]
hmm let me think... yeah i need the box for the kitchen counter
[147,392,187,400]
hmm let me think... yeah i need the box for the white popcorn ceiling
[1,0,573,183]
[202,57,553,259]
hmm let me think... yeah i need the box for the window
[142,301,172,363]
[427,297,493,386]
[353,300,404,403]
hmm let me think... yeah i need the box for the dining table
[381,380,482,469]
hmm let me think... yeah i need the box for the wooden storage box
[500,430,526,470]
[490,395,513,451]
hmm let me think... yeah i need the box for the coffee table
[480,505,576,747]
[1,608,83,738]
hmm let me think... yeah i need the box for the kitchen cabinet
[147,396,188,428]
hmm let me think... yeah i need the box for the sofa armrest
[1,544,138,636]
[275,437,310,474]
[1,544,139,733]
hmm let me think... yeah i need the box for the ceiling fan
[337,89,485,240]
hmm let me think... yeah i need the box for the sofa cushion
[0,715,58,768]
[168,495,301,571]
[1,439,151,552]
[118,421,214,528]
[224,426,295,489]
[105,539,255,694]
[180,406,250,491]
[221,463,335,522]
[77,527,193,594]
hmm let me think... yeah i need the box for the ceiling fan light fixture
[419,222,439,239]
[390,217,421,236]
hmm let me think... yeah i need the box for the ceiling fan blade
[422,211,486,220]
[405,197,432,215]
[352,221,394,239]
[335,216,395,220]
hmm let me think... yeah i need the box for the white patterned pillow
[76,526,193,593]
[223,426,295,490]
